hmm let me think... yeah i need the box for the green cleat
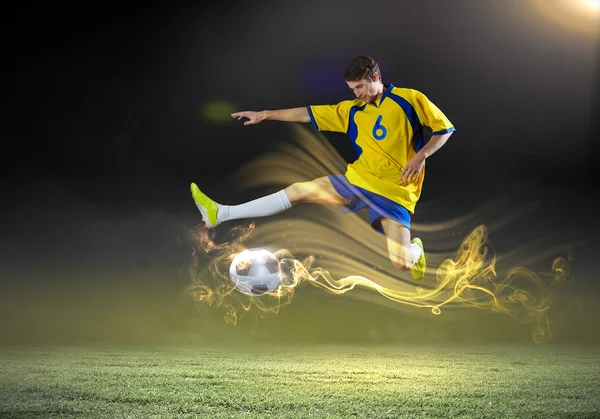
[190,183,220,228]
[410,237,426,281]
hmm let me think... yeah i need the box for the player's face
[346,75,380,103]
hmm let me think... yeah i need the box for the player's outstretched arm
[231,107,311,126]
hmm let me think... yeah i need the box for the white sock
[409,242,422,267]
[217,190,292,222]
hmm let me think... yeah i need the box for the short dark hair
[343,55,381,82]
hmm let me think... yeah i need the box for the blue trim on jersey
[379,83,393,105]
[432,127,456,135]
[388,91,425,152]
[348,104,366,157]
[369,83,394,108]
[414,131,425,152]
[307,106,318,131]
[387,91,417,126]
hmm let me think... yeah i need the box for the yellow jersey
[307,84,455,213]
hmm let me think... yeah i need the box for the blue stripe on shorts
[328,175,411,234]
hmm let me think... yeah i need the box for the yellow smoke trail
[186,125,582,343]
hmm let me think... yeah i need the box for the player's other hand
[231,111,265,126]
[400,155,425,185]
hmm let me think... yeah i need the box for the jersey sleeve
[412,91,455,135]
[307,101,354,133]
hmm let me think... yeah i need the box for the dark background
[1,0,599,346]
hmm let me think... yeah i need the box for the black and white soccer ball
[229,248,282,296]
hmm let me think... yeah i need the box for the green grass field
[1,344,599,418]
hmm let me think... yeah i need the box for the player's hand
[400,155,425,185]
[231,111,265,126]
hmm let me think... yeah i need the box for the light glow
[531,0,600,35]
[185,125,581,344]
[583,0,600,11]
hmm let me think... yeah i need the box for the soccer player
[191,55,455,281]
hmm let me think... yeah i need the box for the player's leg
[380,218,426,280]
[191,176,348,228]
[284,176,349,206]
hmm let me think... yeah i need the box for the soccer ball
[229,248,282,296]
